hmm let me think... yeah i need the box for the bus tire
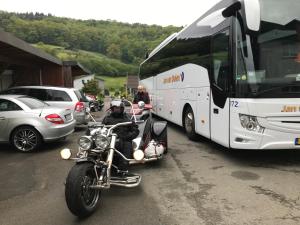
[183,107,198,141]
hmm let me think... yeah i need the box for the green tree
[0,11,180,76]
[81,79,102,96]
[106,43,121,59]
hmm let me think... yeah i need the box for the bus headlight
[78,136,93,150]
[95,135,110,149]
[239,114,265,133]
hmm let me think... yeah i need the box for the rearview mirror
[222,0,260,32]
[222,1,241,18]
[138,101,145,109]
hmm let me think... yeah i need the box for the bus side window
[211,29,230,108]
[212,30,230,92]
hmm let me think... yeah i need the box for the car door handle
[0,117,5,120]
[213,108,219,114]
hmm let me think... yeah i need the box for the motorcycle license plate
[295,138,300,145]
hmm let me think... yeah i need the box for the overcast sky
[0,0,221,26]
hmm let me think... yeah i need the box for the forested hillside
[0,11,179,75]
[34,43,138,76]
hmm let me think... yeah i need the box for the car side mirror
[138,101,145,109]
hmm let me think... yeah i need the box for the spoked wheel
[184,107,198,141]
[11,126,41,152]
[65,163,101,218]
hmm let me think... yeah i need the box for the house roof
[0,29,90,77]
[63,61,91,76]
[0,29,62,66]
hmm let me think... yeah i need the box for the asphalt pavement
[1,105,300,225]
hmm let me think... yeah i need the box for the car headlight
[239,114,265,133]
[78,136,93,150]
[95,135,110,149]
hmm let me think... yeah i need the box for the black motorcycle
[60,100,167,217]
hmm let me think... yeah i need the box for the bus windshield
[235,0,300,98]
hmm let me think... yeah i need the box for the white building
[73,74,105,91]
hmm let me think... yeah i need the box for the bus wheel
[184,107,198,141]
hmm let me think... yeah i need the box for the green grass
[33,43,138,76]
[96,75,126,90]
[33,43,132,91]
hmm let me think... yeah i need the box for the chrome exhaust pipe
[110,181,141,188]
[129,156,163,164]
[90,184,110,189]
[90,174,142,189]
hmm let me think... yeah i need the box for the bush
[82,79,102,96]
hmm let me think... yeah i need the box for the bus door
[196,87,210,139]
[210,29,231,147]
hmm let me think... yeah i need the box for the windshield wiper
[252,83,300,97]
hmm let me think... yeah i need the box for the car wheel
[11,126,42,152]
[184,107,198,141]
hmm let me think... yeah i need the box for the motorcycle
[85,94,104,112]
[60,100,167,217]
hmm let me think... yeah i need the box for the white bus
[139,0,300,149]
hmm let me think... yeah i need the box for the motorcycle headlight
[95,135,110,149]
[239,114,264,133]
[78,136,93,150]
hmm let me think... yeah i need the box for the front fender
[75,157,97,164]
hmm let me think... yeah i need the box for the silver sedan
[0,95,76,152]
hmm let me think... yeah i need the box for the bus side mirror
[222,0,260,32]
[145,52,149,59]
[222,1,241,18]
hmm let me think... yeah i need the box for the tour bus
[139,0,300,149]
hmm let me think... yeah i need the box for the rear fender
[151,121,167,139]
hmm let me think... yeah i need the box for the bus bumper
[231,128,300,150]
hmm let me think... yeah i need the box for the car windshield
[235,0,300,98]
[17,97,48,109]
[74,90,89,102]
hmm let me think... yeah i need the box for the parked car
[0,95,76,152]
[2,86,90,125]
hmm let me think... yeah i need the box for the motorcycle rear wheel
[65,163,101,218]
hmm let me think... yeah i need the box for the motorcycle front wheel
[65,163,101,218]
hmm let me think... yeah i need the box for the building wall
[63,66,73,87]
[0,70,13,91]
[41,64,63,87]
[73,74,95,90]
[0,64,79,90]
[98,80,105,91]
[13,67,41,86]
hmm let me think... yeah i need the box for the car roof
[0,94,25,100]
[8,86,78,91]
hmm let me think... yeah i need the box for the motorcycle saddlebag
[151,121,167,139]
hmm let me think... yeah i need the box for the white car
[3,86,90,125]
